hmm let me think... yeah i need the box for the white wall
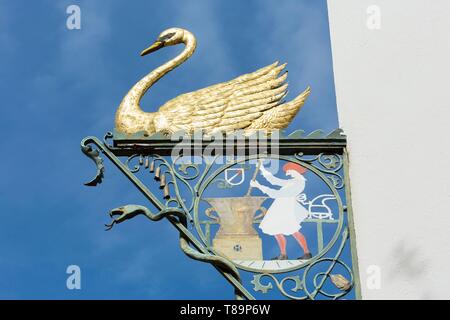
[327,0,450,299]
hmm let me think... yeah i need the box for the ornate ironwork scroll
[80,129,361,300]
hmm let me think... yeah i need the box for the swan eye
[159,32,176,42]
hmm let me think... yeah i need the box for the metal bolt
[163,185,170,199]
[149,160,155,173]
[160,174,166,189]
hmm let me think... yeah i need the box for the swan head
[140,28,188,56]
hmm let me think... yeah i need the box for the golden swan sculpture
[115,27,311,136]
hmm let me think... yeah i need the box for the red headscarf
[283,162,307,174]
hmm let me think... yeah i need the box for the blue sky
[0,0,339,299]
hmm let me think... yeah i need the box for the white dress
[258,172,309,236]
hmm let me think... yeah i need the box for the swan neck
[130,34,195,105]
[115,32,196,135]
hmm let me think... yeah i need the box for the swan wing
[156,61,308,133]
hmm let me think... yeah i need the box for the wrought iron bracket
[80,129,361,300]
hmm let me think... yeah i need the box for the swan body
[115,28,311,136]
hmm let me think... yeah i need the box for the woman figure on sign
[250,162,312,260]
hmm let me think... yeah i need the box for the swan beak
[140,41,164,56]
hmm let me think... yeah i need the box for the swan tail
[247,86,311,131]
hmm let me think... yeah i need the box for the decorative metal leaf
[80,143,104,186]
[251,275,273,294]
[330,274,351,291]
